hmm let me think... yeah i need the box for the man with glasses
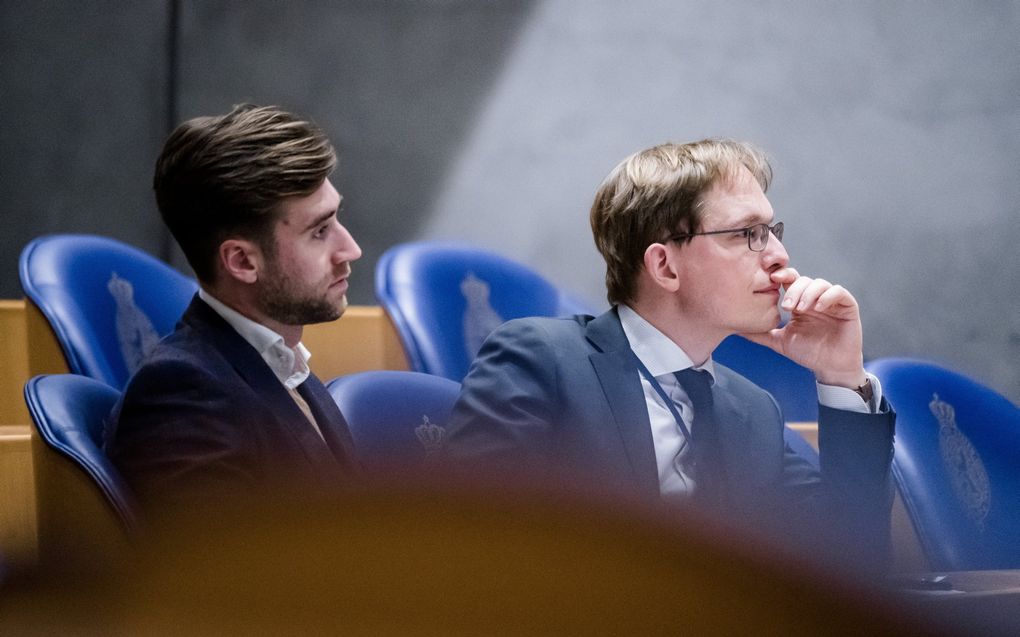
[446,139,895,570]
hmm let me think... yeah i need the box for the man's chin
[309,291,349,324]
[743,311,781,335]
[334,296,349,319]
[269,299,346,327]
[307,304,345,325]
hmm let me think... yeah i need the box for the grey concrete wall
[423,0,1020,403]
[168,0,537,293]
[3,1,1018,402]
[0,1,170,295]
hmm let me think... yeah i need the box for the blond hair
[590,139,771,305]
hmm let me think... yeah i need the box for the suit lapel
[297,375,359,472]
[584,309,660,495]
[181,297,346,473]
[708,369,764,509]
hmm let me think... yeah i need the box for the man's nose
[333,224,362,263]
[761,229,788,269]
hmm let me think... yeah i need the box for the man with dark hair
[446,139,896,568]
[107,104,362,513]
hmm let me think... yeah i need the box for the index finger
[770,267,800,287]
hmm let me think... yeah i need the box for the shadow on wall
[0,1,539,304]
[168,0,541,304]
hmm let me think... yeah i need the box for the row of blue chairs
[20,235,819,419]
[17,234,1020,571]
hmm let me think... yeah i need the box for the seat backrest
[326,370,461,475]
[375,241,597,381]
[19,234,198,389]
[23,374,138,569]
[714,334,818,422]
[866,357,1020,570]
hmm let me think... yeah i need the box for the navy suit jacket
[447,308,896,562]
[106,296,358,513]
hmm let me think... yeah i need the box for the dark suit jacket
[105,296,358,514]
[447,308,896,565]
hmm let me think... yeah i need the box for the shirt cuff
[816,373,883,414]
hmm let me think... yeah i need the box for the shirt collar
[198,288,311,389]
[618,304,715,381]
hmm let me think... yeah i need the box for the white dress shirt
[617,305,882,499]
[199,289,312,388]
[198,289,324,440]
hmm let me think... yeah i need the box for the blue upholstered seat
[23,374,138,533]
[866,357,1020,570]
[713,334,818,422]
[375,241,596,382]
[326,370,461,474]
[19,234,197,389]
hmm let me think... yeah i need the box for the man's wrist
[853,378,874,404]
[816,373,879,413]
[815,369,868,390]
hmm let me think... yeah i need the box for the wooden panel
[890,489,929,573]
[0,301,38,567]
[302,306,408,381]
[29,421,131,573]
[25,299,71,378]
[0,300,30,425]
[787,422,818,449]
[0,425,37,567]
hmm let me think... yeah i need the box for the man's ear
[218,238,263,285]
[642,242,681,293]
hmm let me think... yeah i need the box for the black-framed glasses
[664,221,784,253]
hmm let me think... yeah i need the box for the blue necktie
[674,368,717,493]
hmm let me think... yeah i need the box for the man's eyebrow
[303,207,338,233]
[730,212,773,227]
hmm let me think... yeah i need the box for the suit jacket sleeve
[108,356,267,513]
[814,398,896,567]
[763,397,896,573]
[446,319,562,473]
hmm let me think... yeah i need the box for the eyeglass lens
[750,222,783,251]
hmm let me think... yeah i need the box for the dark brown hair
[154,104,336,282]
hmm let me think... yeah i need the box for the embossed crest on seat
[930,393,991,531]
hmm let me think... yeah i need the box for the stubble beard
[261,271,345,327]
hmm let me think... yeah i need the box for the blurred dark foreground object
[0,485,951,635]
